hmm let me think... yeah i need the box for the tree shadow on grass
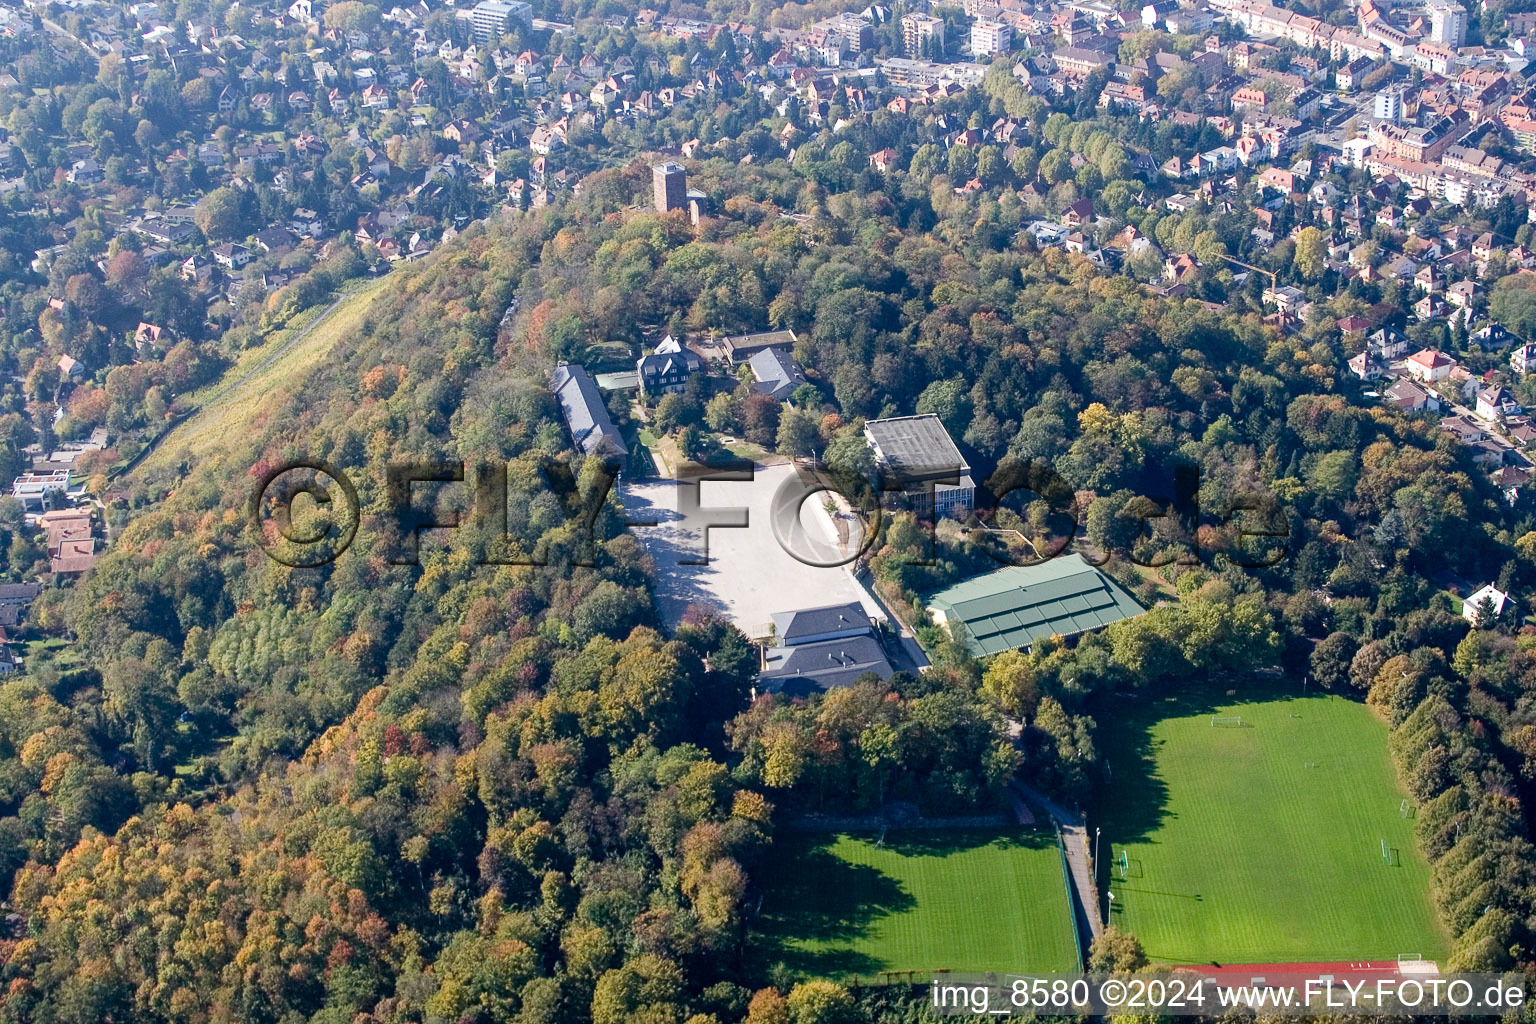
[1088,678,1324,848]
[754,829,1064,979]
[877,828,1055,859]
[754,835,919,979]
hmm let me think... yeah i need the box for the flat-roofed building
[901,12,945,56]
[1429,0,1466,48]
[457,0,532,44]
[652,162,686,213]
[971,19,1011,55]
[12,469,70,510]
[863,414,974,518]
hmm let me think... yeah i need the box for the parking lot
[621,460,884,636]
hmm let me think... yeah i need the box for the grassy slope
[133,278,388,477]
[1093,688,1449,965]
[757,829,1079,979]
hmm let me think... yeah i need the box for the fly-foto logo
[247,455,1292,570]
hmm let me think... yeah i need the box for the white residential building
[970,20,1011,56]
[1462,583,1508,623]
[1428,0,1466,49]
[12,470,70,510]
[457,0,532,44]
[900,13,944,56]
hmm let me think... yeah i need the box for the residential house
[1405,348,1456,382]
[1385,379,1440,411]
[1369,327,1410,359]
[11,470,71,510]
[1348,349,1382,379]
[290,208,324,237]
[0,584,41,607]
[1462,583,1509,623]
[1164,253,1200,285]
[1415,293,1448,320]
[1062,197,1094,227]
[132,318,167,346]
[1262,285,1306,312]
[51,537,97,576]
[635,336,702,396]
[1512,343,1536,374]
[1477,384,1522,421]
[748,346,809,402]
[212,243,251,269]
[181,255,213,284]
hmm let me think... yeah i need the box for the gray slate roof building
[551,362,626,457]
[723,328,797,363]
[636,348,702,395]
[771,601,874,644]
[748,346,807,401]
[759,634,893,695]
[759,600,892,695]
[0,584,41,606]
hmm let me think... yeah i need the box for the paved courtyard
[621,460,884,636]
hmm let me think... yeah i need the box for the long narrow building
[551,362,626,458]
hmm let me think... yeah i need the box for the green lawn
[757,829,1079,980]
[133,278,388,478]
[1093,687,1449,966]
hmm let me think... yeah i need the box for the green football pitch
[757,830,1080,978]
[1092,687,1449,965]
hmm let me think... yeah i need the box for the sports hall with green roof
[927,553,1144,656]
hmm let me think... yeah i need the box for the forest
[0,106,1532,1021]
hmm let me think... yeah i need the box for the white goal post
[1211,715,1244,727]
